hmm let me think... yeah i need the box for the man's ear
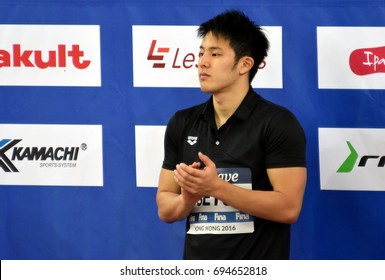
[239,56,254,75]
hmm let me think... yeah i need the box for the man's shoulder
[174,102,207,119]
[252,92,297,118]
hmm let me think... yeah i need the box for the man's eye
[212,53,221,57]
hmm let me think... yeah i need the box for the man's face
[198,32,241,94]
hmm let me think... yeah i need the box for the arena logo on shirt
[317,27,385,89]
[132,25,282,88]
[0,124,103,186]
[0,25,101,86]
[319,128,385,191]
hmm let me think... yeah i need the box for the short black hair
[197,9,269,83]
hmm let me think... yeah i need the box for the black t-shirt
[162,88,306,260]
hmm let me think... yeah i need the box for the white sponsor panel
[135,125,165,187]
[0,124,103,186]
[0,25,101,86]
[132,25,282,88]
[317,27,385,89]
[319,128,385,191]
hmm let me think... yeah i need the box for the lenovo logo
[350,46,385,76]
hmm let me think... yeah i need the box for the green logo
[337,141,358,173]
[337,141,385,173]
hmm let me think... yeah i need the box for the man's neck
[212,84,249,128]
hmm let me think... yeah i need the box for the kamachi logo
[349,46,385,76]
[0,139,81,172]
[337,141,385,173]
[0,44,91,69]
[147,40,267,69]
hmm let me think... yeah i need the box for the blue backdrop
[1,0,385,260]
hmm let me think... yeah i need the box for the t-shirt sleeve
[161,114,179,170]
[264,109,306,168]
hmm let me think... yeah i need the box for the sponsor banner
[0,25,101,86]
[132,25,282,88]
[319,128,385,191]
[0,124,103,186]
[317,27,385,89]
[135,125,165,187]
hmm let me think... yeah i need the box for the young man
[156,10,307,259]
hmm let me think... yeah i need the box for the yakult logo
[0,25,101,86]
[0,44,90,69]
[133,25,282,88]
[349,46,385,75]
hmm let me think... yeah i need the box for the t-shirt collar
[201,86,259,122]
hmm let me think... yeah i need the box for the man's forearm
[157,192,196,223]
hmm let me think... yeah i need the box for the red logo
[147,40,198,69]
[147,40,170,68]
[147,39,267,70]
[0,44,91,69]
[349,46,385,75]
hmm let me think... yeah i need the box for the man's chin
[199,85,212,93]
